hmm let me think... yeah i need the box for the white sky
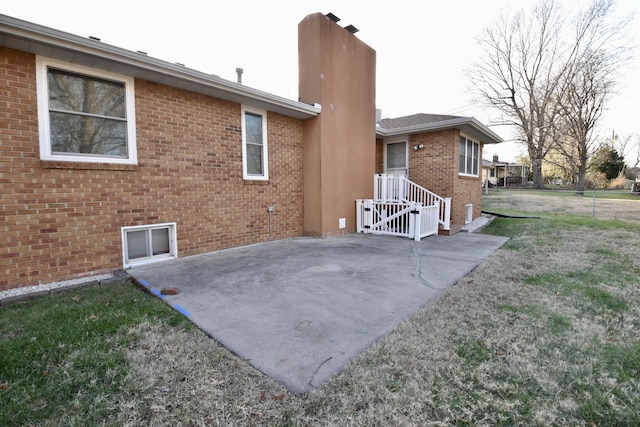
[3,0,639,162]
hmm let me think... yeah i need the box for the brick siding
[375,129,484,227]
[0,48,304,290]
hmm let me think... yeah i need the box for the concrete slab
[128,232,508,394]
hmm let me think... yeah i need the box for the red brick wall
[452,141,483,225]
[409,130,457,200]
[376,129,484,227]
[0,48,304,290]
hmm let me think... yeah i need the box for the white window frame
[459,134,480,177]
[121,223,177,269]
[36,56,137,165]
[241,105,269,180]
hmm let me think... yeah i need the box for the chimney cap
[325,12,340,22]
[344,24,359,34]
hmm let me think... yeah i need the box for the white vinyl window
[36,57,137,164]
[241,106,268,180]
[121,223,177,268]
[459,135,480,176]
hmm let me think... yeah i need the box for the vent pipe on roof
[236,67,243,84]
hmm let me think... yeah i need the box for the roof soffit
[0,15,319,120]
[376,116,503,144]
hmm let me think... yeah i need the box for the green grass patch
[498,302,544,319]
[498,303,571,334]
[560,341,640,425]
[602,341,640,383]
[547,313,572,334]
[524,270,628,314]
[0,282,191,426]
[484,213,640,236]
[548,215,640,232]
[484,189,638,201]
[456,339,493,367]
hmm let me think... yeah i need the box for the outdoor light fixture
[413,144,424,150]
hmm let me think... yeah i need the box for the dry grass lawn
[2,191,639,426]
[109,192,640,426]
[482,189,640,223]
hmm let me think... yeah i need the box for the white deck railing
[356,199,439,241]
[373,174,451,230]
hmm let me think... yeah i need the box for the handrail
[374,174,451,230]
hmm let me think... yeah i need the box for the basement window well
[465,204,473,224]
[121,223,177,268]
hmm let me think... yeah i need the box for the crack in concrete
[411,241,437,289]
[308,356,333,388]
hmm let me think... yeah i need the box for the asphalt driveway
[128,232,508,394]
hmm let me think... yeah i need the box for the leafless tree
[470,0,565,188]
[551,50,613,192]
[470,0,632,190]
[613,133,640,169]
[551,1,632,193]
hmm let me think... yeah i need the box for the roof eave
[377,117,504,144]
[0,14,319,120]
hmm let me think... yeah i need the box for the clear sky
[3,0,638,162]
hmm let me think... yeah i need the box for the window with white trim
[459,135,480,176]
[121,223,177,268]
[36,57,137,164]
[241,106,268,180]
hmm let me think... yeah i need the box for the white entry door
[385,140,408,176]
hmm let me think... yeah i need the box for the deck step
[438,224,462,236]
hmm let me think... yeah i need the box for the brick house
[0,12,500,291]
[375,114,502,231]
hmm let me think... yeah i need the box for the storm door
[384,140,408,176]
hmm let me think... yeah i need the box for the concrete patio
[128,231,508,394]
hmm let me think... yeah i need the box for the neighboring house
[482,155,528,187]
[0,12,500,291]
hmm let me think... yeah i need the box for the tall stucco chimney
[298,12,376,237]
[235,67,243,84]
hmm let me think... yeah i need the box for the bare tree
[613,133,640,169]
[470,0,632,189]
[470,0,565,188]
[551,50,613,192]
[551,1,632,193]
